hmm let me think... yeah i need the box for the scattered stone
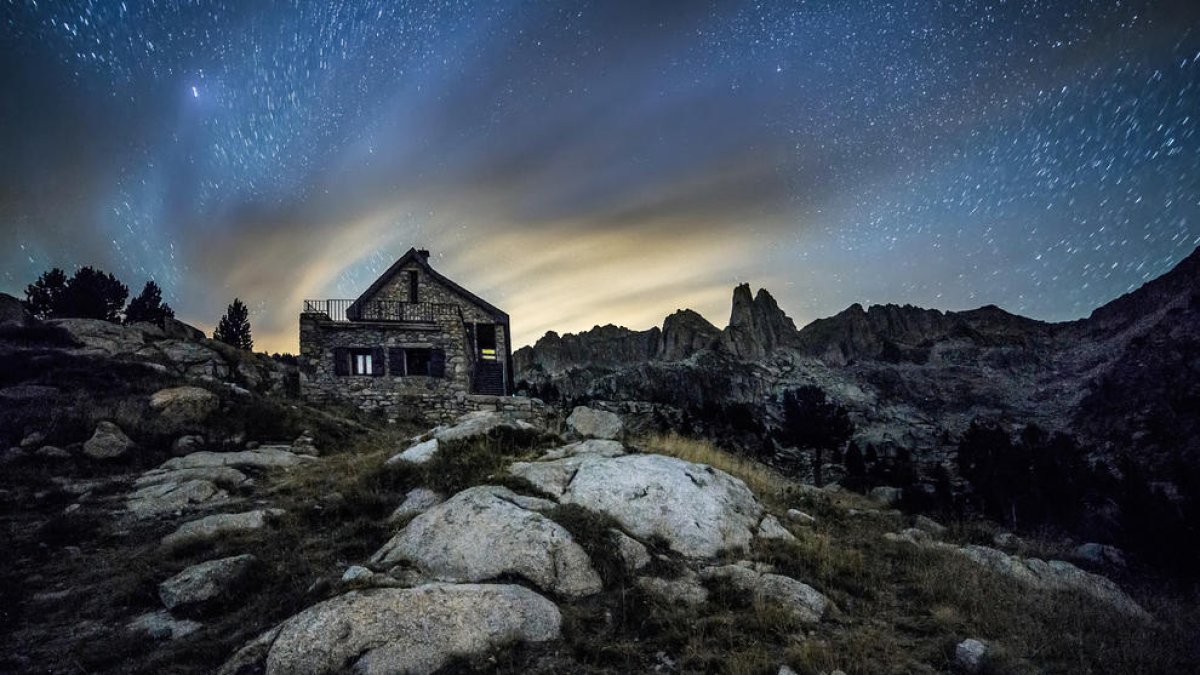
[1074,542,1126,568]
[514,453,763,559]
[786,508,816,525]
[955,638,990,672]
[868,486,902,505]
[700,564,829,623]
[127,610,202,640]
[388,488,444,523]
[611,529,651,572]
[127,479,230,518]
[757,514,797,542]
[150,386,219,429]
[386,438,439,465]
[172,435,205,456]
[341,566,373,584]
[914,515,947,536]
[371,486,601,598]
[159,554,258,611]
[83,421,134,460]
[219,584,561,675]
[565,406,624,439]
[291,430,319,456]
[35,445,71,460]
[637,571,709,608]
[162,509,286,549]
[1,447,27,463]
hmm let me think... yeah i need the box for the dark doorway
[475,323,497,360]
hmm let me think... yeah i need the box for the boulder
[159,448,309,471]
[952,545,1149,620]
[955,638,989,672]
[1074,542,1126,568]
[513,454,763,558]
[757,514,797,542]
[162,509,285,548]
[128,610,202,640]
[611,529,651,572]
[539,439,625,460]
[291,430,319,456]
[221,585,561,675]
[0,292,31,327]
[127,479,229,518]
[386,438,439,465]
[159,554,257,610]
[429,411,538,443]
[341,566,373,584]
[159,340,230,379]
[83,421,134,460]
[47,319,146,355]
[371,486,601,598]
[700,564,829,623]
[868,486,902,505]
[35,445,71,460]
[388,488,444,523]
[914,515,947,536]
[172,434,206,456]
[19,431,46,449]
[786,509,816,525]
[637,570,709,607]
[565,406,623,439]
[149,386,219,429]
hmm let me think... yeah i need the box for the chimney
[416,249,430,262]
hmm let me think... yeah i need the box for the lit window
[353,351,373,375]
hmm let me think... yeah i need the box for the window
[405,348,432,376]
[476,323,497,361]
[407,270,418,303]
[387,346,446,378]
[351,349,374,375]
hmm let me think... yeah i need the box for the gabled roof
[349,248,509,320]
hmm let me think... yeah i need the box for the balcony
[302,299,461,323]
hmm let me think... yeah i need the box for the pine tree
[213,298,253,350]
[24,268,68,319]
[124,281,175,326]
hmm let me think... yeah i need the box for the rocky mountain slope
[514,247,1200,479]
[0,298,1196,673]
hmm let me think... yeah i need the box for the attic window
[407,270,418,303]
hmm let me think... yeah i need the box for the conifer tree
[124,281,175,326]
[213,298,253,350]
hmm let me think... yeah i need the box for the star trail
[1,1,1198,352]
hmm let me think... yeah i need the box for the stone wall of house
[363,259,509,365]
[300,312,536,425]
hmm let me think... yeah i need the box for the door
[475,323,497,361]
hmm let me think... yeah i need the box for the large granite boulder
[159,554,258,610]
[83,421,134,459]
[46,318,147,355]
[149,386,219,429]
[511,453,762,558]
[371,486,601,598]
[159,448,310,471]
[386,438,439,465]
[219,584,561,675]
[565,406,623,439]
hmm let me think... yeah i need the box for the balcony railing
[302,299,461,323]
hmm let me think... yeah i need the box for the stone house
[300,248,528,422]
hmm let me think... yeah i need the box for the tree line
[22,266,254,351]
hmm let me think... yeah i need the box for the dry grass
[639,432,794,504]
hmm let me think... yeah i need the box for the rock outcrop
[159,554,258,611]
[511,453,763,558]
[220,584,561,675]
[83,421,134,460]
[371,486,602,598]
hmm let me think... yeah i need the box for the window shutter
[372,347,386,377]
[388,347,406,376]
[430,348,446,378]
[333,348,349,376]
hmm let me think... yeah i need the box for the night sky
[2,1,1199,353]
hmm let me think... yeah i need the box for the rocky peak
[660,309,721,361]
[722,284,800,360]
